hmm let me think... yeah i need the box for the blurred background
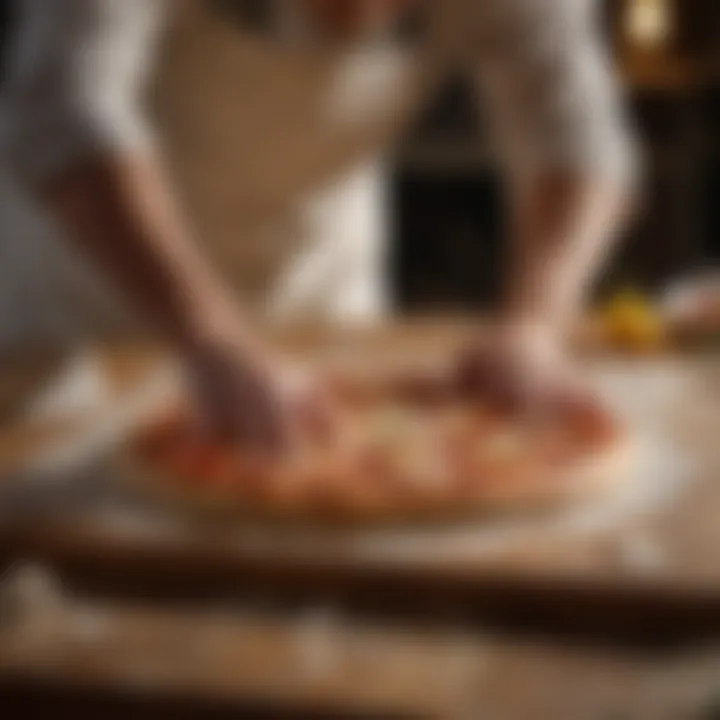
[0,0,718,318]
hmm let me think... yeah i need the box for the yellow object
[599,290,667,353]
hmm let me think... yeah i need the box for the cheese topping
[476,428,527,462]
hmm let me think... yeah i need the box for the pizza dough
[121,368,633,525]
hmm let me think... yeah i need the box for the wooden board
[0,326,719,637]
[2,572,720,719]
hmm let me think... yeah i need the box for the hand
[455,322,600,419]
[184,335,339,454]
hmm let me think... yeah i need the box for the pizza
[123,367,632,525]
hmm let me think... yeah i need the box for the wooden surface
[2,563,720,719]
[1,329,720,716]
[0,327,718,635]
[2,564,720,718]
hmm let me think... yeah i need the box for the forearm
[0,0,235,345]
[468,0,638,339]
[503,172,633,338]
[41,152,248,349]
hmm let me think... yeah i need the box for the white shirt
[0,0,635,346]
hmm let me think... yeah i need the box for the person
[0,0,637,451]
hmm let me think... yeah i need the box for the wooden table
[0,332,718,617]
[0,329,719,716]
[2,564,720,719]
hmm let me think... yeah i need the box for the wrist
[173,295,260,358]
[497,312,559,347]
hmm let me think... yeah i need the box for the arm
[475,0,637,337]
[0,0,320,445]
[504,171,633,342]
[2,0,244,348]
[43,151,251,353]
[465,0,638,407]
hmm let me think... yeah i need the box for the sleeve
[468,0,639,189]
[0,0,170,185]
